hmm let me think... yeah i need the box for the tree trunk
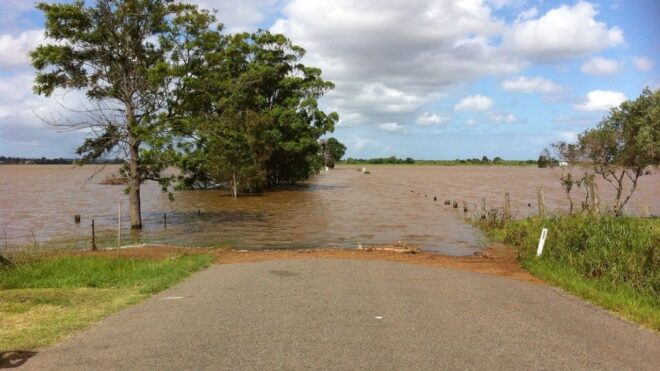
[231,172,238,198]
[126,107,142,229]
[613,173,624,216]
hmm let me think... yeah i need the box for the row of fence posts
[433,188,546,220]
[425,184,600,221]
[73,204,204,250]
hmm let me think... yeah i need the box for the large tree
[31,0,213,228]
[176,30,338,189]
[578,88,659,215]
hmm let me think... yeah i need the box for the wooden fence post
[91,219,97,251]
[537,187,546,217]
[481,198,486,219]
[504,193,511,221]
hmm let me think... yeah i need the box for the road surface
[20,259,660,370]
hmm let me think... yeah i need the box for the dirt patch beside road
[213,245,540,284]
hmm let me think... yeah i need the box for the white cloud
[0,1,41,33]
[192,0,282,33]
[558,131,579,143]
[377,122,406,133]
[466,118,478,127]
[0,30,44,68]
[581,56,620,75]
[271,0,524,132]
[501,76,563,94]
[503,2,624,61]
[516,7,538,22]
[488,112,519,123]
[454,95,493,112]
[416,111,451,126]
[634,57,654,72]
[346,136,377,151]
[553,114,597,126]
[0,74,43,120]
[574,90,626,112]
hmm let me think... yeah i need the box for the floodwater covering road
[20,259,660,370]
[2,165,658,254]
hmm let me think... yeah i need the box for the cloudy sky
[0,0,658,159]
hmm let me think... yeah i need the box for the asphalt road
[21,259,660,370]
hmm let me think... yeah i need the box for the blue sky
[0,0,658,159]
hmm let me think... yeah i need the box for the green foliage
[204,110,272,196]
[31,0,216,227]
[174,30,338,190]
[578,88,660,215]
[340,157,535,166]
[321,137,347,168]
[342,156,415,165]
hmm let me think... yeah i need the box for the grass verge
[477,214,659,330]
[0,252,213,354]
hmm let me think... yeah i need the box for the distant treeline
[340,156,536,166]
[0,156,123,165]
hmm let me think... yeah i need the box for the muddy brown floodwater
[0,165,658,255]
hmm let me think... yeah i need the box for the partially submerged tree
[176,30,338,189]
[204,109,272,197]
[551,141,583,213]
[321,137,347,168]
[31,0,213,228]
[537,148,552,168]
[578,88,659,216]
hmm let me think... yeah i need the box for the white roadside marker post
[118,201,121,249]
[537,228,548,257]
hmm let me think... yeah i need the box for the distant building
[558,161,568,167]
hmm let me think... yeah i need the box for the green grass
[0,254,214,294]
[479,214,660,330]
[0,253,213,353]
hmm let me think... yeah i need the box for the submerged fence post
[503,193,511,221]
[481,198,487,220]
[537,187,546,217]
[91,219,96,251]
[164,213,167,228]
